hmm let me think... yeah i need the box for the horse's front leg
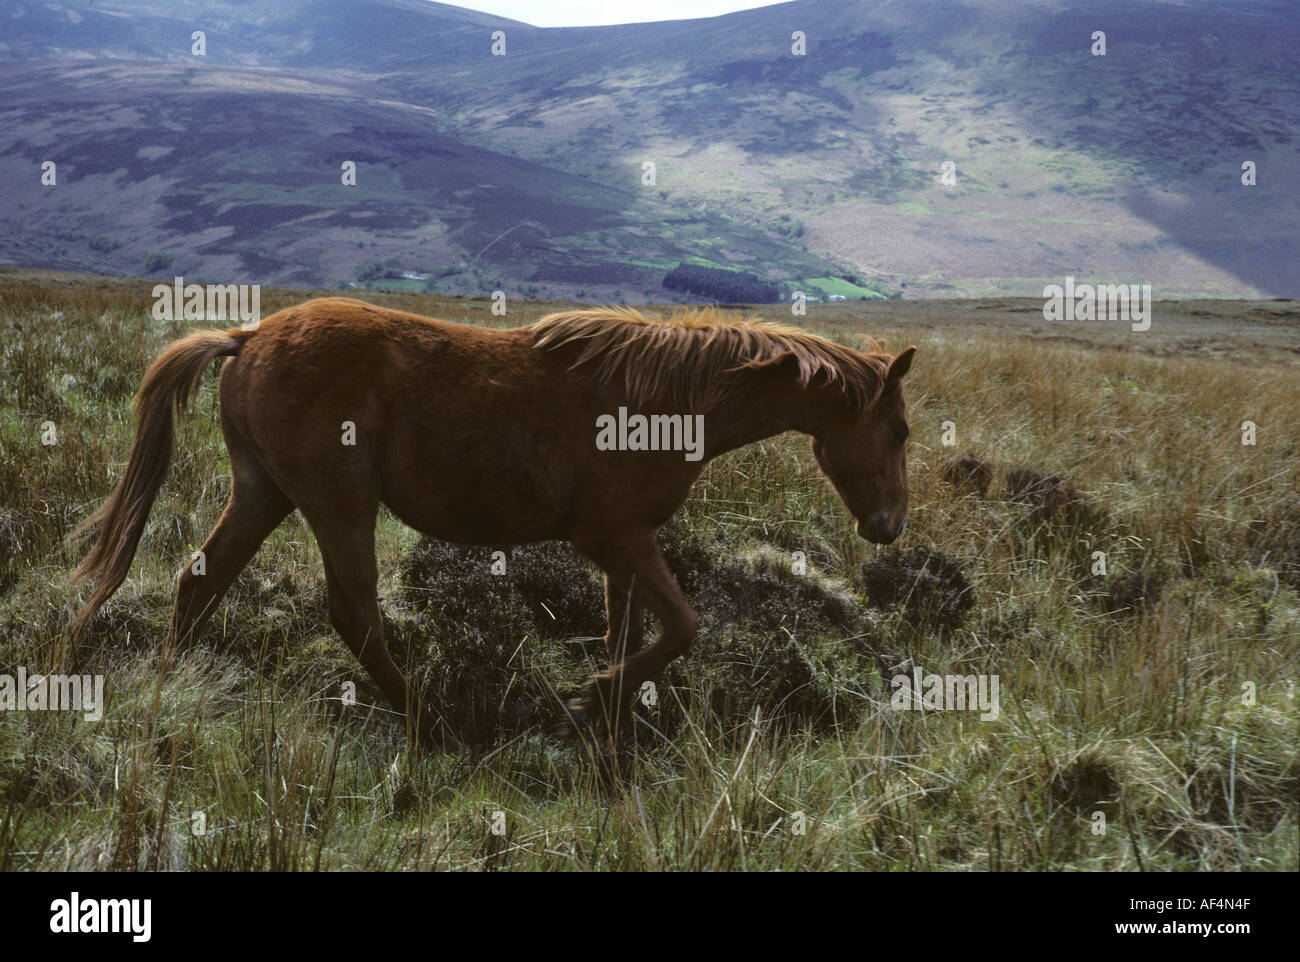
[597,571,644,733]
[571,530,696,736]
[604,571,645,665]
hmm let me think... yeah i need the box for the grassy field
[1,270,1296,871]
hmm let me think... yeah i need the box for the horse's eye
[895,428,909,446]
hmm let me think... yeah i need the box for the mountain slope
[1,0,1296,297]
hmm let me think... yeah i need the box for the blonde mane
[529,305,889,413]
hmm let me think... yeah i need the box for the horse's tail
[67,327,255,638]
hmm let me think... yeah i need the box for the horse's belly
[386,499,567,545]
[380,460,572,546]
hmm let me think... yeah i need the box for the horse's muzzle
[857,512,906,544]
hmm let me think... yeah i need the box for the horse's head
[812,346,916,544]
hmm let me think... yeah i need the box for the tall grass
[1,274,1296,870]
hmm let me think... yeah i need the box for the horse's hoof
[559,698,593,736]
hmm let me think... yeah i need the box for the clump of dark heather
[855,545,975,631]
[942,455,993,497]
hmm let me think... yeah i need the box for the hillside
[0,0,1296,298]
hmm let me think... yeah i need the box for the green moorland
[0,271,1296,871]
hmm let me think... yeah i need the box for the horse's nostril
[857,513,904,544]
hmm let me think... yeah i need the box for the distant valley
[1,0,1295,300]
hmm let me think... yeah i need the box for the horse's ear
[885,346,916,386]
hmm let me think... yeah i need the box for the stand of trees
[662,262,783,303]
[355,257,404,282]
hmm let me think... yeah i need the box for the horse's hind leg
[304,503,460,751]
[169,444,292,649]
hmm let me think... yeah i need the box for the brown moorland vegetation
[1,270,1296,870]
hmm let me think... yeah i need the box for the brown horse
[69,298,915,748]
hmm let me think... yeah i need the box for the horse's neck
[702,374,829,459]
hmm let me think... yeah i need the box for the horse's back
[216,298,582,540]
[223,297,535,404]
